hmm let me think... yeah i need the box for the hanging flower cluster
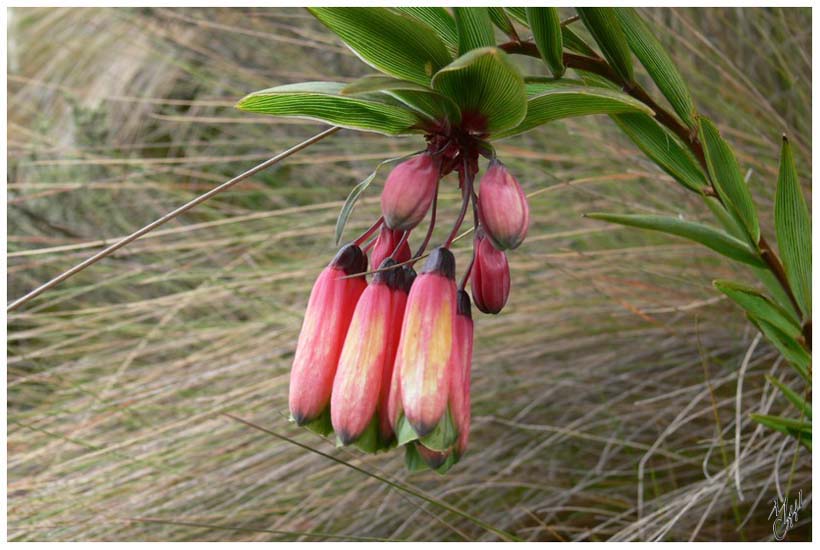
[288,144,530,473]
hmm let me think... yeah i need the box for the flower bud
[330,258,409,449]
[381,154,439,231]
[477,161,530,250]
[370,226,411,271]
[289,244,367,430]
[471,230,511,314]
[391,247,456,437]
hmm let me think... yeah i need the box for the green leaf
[488,7,518,40]
[713,280,801,339]
[577,8,634,84]
[293,406,333,437]
[612,112,706,192]
[453,7,496,55]
[392,7,458,55]
[526,7,565,77]
[496,81,653,138]
[698,117,760,243]
[309,8,452,86]
[236,82,422,136]
[586,213,766,268]
[404,443,429,472]
[614,8,696,128]
[766,375,811,419]
[431,47,527,134]
[396,415,419,446]
[750,413,812,444]
[775,136,812,318]
[562,25,597,57]
[335,151,420,245]
[342,75,461,125]
[418,409,457,452]
[747,314,811,381]
[504,7,528,26]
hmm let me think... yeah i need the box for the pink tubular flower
[403,291,473,472]
[288,244,367,429]
[471,230,511,314]
[380,153,440,231]
[370,226,411,271]
[378,265,415,444]
[451,290,474,459]
[330,259,411,449]
[477,160,530,250]
[391,247,456,437]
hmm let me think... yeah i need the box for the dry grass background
[7,7,811,541]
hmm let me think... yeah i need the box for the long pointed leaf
[766,376,811,419]
[335,152,419,245]
[526,7,565,77]
[612,112,706,193]
[236,82,421,135]
[698,117,760,243]
[432,47,526,134]
[504,7,528,26]
[713,280,801,339]
[488,7,518,40]
[577,8,634,84]
[453,7,495,55]
[586,212,765,268]
[393,7,458,55]
[774,135,811,317]
[562,25,598,57]
[747,314,811,381]
[342,75,461,125]
[496,82,653,138]
[309,8,452,86]
[751,413,811,451]
[614,8,696,128]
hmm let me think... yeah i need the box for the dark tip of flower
[421,246,455,279]
[331,243,367,275]
[290,410,310,426]
[417,444,449,469]
[400,266,417,293]
[374,258,402,289]
[409,418,436,438]
[457,289,472,318]
[336,429,357,447]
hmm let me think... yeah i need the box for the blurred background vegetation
[7,7,811,541]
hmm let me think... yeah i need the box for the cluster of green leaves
[572,8,811,449]
[236,7,811,450]
[236,7,648,138]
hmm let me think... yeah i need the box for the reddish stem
[390,230,409,260]
[354,216,384,247]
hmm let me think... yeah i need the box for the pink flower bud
[471,230,511,314]
[381,154,439,231]
[477,161,530,250]
[370,226,411,271]
[331,259,410,449]
[288,244,367,428]
[391,247,456,437]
